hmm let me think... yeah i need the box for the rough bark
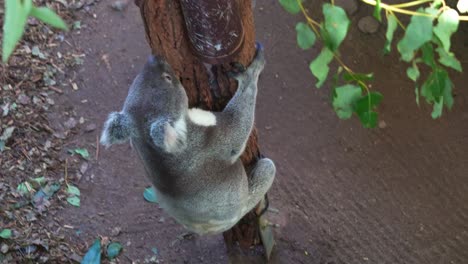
[138,0,263,249]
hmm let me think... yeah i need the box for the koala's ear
[150,118,186,153]
[100,112,135,147]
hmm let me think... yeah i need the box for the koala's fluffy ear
[150,118,186,153]
[100,112,135,147]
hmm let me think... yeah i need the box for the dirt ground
[48,0,468,263]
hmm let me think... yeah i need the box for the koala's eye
[162,73,172,82]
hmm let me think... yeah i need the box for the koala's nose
[147,55,157,65]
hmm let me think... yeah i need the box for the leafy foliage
[280,0,465,127]
[67,184,81,207]
[2,0,67,62]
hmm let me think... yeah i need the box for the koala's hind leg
[245,158,276,213]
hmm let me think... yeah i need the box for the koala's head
[100,55,189,152]
[129,55,189,117]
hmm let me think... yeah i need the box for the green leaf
[2,0,33,62]
[17,182,30,195]
[421,43,436,68]
[373,0,382,21]
[30,6,68,30]
[343,72,374,83]
[74,148,90,159]
[322,3,350,51]
[431,97,444,119]
[436,47,462,72]
[81,239,101,264]
[384,13,398,54]
[332,84,363,119]
[0,229,12,239]
[433,9,459,52]
[358,111,378,128]
[67,196,80,207]
[421,68,453,113]
[407,64,420,82]
[354,92,383,115]
[32,177,46,186]
[397,8,433,62]
[278,0,301,14]
[309,48,334,88]
[143,187,158,203]
[295,22,316,50]
[67,185,81,196]
[106,242,123,259]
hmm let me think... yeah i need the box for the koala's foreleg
[219,44,265,160]
[245,157,276,212]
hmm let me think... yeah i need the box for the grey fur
[100,46,275,235]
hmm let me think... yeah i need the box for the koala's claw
[255,193,270,217]
[227,62,247,79]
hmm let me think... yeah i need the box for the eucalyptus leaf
[322,3,350,52]
[67,185,81,196]
[358,111,378,128]
[421,43,436,68]
[81,239,101,264]
[332,84,363,119]
[353,92,383,115]
[431,97,444,119]
[67,196,80,207]
[397,8,433,62]
[2,0,33,62]
[295,22,316,50]
[407,64,420,82]
[278,0,302,14]
[32,177,46,186]
[433,9,459,52]
[106,242,123,259]
[0,229,12,239]
[309,48,334,88]
[436,47,462,72]
[143,187,158,203]
[74,148,90,159]
[17,182,30,195]
[30,6,68,30]
[384,13,398,54]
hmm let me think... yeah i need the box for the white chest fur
[188,108,217,127]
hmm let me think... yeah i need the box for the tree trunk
[137,0,264,250]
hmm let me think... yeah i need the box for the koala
[100,44,275,235]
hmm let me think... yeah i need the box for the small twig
[96,135,100,160]
[48,86,64,94]
[64,158,69,186]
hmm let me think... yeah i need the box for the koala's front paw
[100,112,134,147]
[150,117,187,153]
[250,42,265,74]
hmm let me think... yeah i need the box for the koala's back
[131,124,250,234]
